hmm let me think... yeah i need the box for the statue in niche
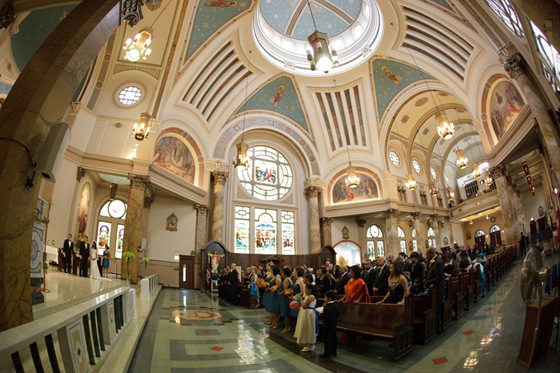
[443,237,449,246]
[166,212,178,231]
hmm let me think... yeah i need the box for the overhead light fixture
[131,112,153,141]
[406,173,417,190]
[345,165,360,189]
[456,148,468,169]
[447,188,455,200]
[484,171,493,186]
[109,183,118,200]
[306,1,338,73]
[435,112,455,140]
[473,162,481,178]
[233,51,252,168]
[469,220,473,225]
[122,0,171,62]
[429,182,439,196]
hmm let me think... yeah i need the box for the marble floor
[128,256,560,373]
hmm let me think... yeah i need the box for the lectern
[517,296,557,368]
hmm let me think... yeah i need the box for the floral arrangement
[256,278,269,288]
[123,251,136,260]
[283,288,294,296]
[142,257,150,263]
[269,285,279,292]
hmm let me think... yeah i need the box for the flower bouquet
[283,288,294,296]
[289,295,302,310]
[269,285,279,292]
[256,278,269,288]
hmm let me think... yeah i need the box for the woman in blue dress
[279,267,294,333]
[268,265,282,329]
[262,264,275,324]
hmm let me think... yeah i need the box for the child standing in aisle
[293,283,318,352]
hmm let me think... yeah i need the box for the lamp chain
[307,0,319,32]
[241,51,253,143]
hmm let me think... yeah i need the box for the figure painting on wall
[166,212,178,231]
[153,136,195,184]
[381,66,402,85]
[77,183,91,234]
[332,174,379,203]
[269,84,285,108]
[490,81,525,141]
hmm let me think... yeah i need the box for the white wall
[331,217,359,245]
[47,158,78,246]
[146,196,197,261]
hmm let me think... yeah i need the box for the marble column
[356,218,367,261]
[320,217,333,247]
[502,52,560,185]
[0,0,131,331]
[305,186,321,254]
[491,165,518,245]
[430,215,441,250]
[412,212,425,254]
[445,217,454,246]
[122,175,150,285]
[384,209,399,256]
[210,171,228,244]
[194,204,210,290]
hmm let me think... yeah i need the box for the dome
[253,0,384,76]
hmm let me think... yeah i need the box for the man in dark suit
[425,248,445,332]
[363,260,376,295]
[63,234,74,273]
[373,256,389,296]
[319,290,340,358]
[409,251,425,286]
[228,263,239,304]
[79,235,90,277]
[335,265,350,295]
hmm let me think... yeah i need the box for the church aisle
[129,258,560,372]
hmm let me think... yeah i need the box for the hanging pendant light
[406,173,417,190]
[485,171,493,186]
[435,112,455,140]
[473,162,481,178]
[345,164,360,189]
[429,182,439,196]
[456,148,468,169]
[131,112,153,141]
[306,1,338,73]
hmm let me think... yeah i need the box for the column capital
[0,1,15,29]
[489,163,506,179]
[129,174,151,189]
[195,204,210,216]
[411,212,421,220]
[502,52,525,80]
[121,0,145,26]
[320,217,334,226]
[76,166,86,182]
[212,171,228,186]
[384,208,399,219]
[304,186,321,198]
[144,195,153,209]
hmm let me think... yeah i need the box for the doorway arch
[333,240,362,267]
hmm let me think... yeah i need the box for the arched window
[489,225,500,233]
[97,199,127,259]
[530,21,560,93]
[366,224,384,259]
[485,0,524,37]
[427,227,436,248]
[234,145,296,254]
[398,226,406,252]
[475,230,485,238]
[411,228,418,251]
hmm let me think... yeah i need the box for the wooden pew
[471,265,481,302]
[460,272,474,310]
[450,276,465,319]
[443,278,453,330]
[413,286,437,344]
[337,294,414,360]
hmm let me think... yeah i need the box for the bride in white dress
[90,241,101,279]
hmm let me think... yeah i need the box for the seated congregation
[216,244,517,360]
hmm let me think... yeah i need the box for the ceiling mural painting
[10,5,77,73]
[184,0,253,61]
[235,75,309,132]
[372,58,435,122]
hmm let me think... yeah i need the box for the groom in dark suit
[80,236,90,277]
[63,234,74,273]
[425,248,445,332]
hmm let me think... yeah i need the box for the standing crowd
[58,233,110,279]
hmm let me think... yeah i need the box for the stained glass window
[389,150,401,166]
[116,224,125,259]
[118,85,142,105]
[255,208,277,254]
[530,21,560,93]
[237,146,293,201]
[281,211,295,254]
[366,224,384,258]
[234,206,250,253]
[108,199,126,219]
[485,0,524,37]
[490,225,501,233]
[430,166,438,181]
[412,228,418,251]
[412,159,422,174]
[97,222,111,249]
[398,226,406,252]
[427,227,436,248]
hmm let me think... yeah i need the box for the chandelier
[447,188,455,200]
[429,182,439,196]
[456,148,468,169]
[123,27,153,62]
[435,112,455,140]
[484,171,493,186]
[233,51,252,168]
[306,1,339,73]
[131,112,153,141]
[345,165,360,189]
[473,162,481,178]
[406,173,417,190]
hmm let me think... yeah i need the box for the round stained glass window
[389,150,400,166]
[118,86,142,106]
[412,159,422,174]
[237,146,293,201]
[108,200,127,219]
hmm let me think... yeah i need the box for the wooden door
[179,255,194,289]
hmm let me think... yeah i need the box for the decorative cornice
[114,64,161,79]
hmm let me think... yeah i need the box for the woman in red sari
[341,265,371,303]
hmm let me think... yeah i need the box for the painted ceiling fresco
[236,75,309,132]
[372,58,435,121]
[185,0,252,60]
